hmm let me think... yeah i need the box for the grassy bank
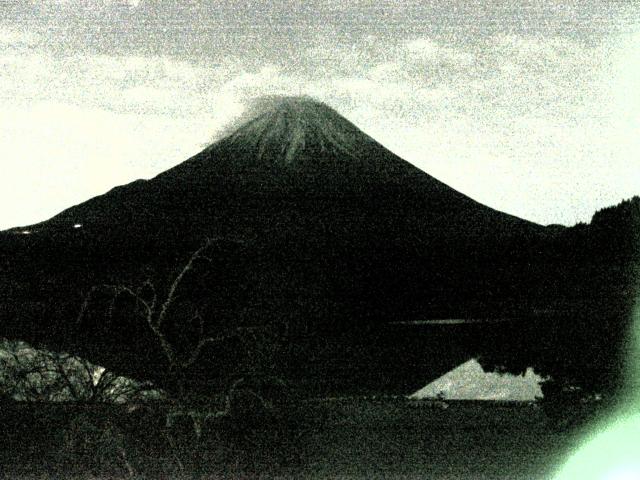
[1,398,597,479]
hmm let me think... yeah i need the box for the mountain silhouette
[29,96,539,234]
[1,97,637,396]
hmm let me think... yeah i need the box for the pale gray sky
[1,0,639,229]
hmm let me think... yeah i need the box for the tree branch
[156,238,217,331]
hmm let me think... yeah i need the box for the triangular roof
[409,358,544,401]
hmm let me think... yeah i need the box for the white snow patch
[410,358,544,402]
[92,366,106,386]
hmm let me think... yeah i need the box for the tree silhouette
[77,238,237,396]
[75,236,287,404]
[0,338,160,402]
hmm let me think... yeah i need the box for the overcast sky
[1,0,639,229]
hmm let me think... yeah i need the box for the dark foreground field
[1,398,600,479]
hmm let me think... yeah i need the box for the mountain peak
[265,95,334,116]
[223,96,368,164]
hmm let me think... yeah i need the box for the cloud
[404,37,475,67]
[0,28,39,49]
[44,0,141,8]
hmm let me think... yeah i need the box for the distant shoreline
[389,318,518,326]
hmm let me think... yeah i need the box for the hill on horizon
[0,96,638,397]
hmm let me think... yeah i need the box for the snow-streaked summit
[224,96,372,165]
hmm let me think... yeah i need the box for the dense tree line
[479,196,640,399]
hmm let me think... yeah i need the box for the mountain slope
[22,97,538,233]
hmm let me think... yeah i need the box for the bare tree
[0,338,161,402]
[74,235,297,471]
[77,238,251,398]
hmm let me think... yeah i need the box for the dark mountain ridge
[20,97,538,233]
[1,97,637,396]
